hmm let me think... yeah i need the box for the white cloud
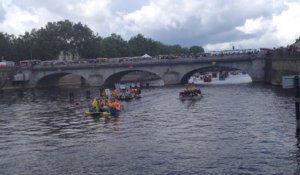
[205,1,300,51]
[272,2,300,45]
[0,4,39,34]
[0,0,300,51]
[236,17,266,34]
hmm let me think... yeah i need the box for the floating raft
[84,111,111,117]
[179,94,202,101]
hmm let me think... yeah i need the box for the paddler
[99,98,110,112]
[112,88,119,98]
[91,97,100,112]
[109,98,121,116]
[109,98,120,109]
[101,90,108,99]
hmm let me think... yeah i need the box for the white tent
[141,54,151,58]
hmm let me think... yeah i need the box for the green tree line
[0,20,204,61]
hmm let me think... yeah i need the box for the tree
[189,45,204,56]
[72,22,95,57]
[80,36,102,58]
[101,33,130,58]
[0,33,13,60]
[168,44,183,55]
[0,19,196,61]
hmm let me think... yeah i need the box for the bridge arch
[180,65,249,84]
[36,72,87,87]
[104,69,162,86]
[24,55,265,88]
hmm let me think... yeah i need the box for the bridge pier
[163,72,180,85]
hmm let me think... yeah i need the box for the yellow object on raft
[84,111,111,117]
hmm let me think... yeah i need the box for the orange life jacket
[114,101,120,108]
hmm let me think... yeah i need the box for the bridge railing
[22,52,263,70]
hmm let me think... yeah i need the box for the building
[58,51,80,61]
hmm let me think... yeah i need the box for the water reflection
[180,99,200,108]
[295,131,300,174]
[0,84,299,175]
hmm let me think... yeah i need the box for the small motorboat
[179,83,202,101]
[179,90,202,101]
[115,83,142,101]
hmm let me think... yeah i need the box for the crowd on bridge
[0,48,261,69]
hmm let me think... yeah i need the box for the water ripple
[0,84,299,175]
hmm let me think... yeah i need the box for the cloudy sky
[1,0,300,51]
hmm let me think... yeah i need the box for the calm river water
[0,84,299,175]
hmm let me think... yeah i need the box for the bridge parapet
[20,54,264,71]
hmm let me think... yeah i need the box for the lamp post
[30,42,32,61]
[29,37,33,61]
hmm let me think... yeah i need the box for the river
[0,84,299,175]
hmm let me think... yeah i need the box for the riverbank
[265,55,300,86]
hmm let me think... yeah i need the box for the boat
[179,92,202,101]
[85,106,122,117]
[85,97,124,117]
[190,71,252,85]
[203,74,212,82]
[109,107,121,117]
[116,94,133,101]
[115,83,142,101]
[133,94,142,99]
[179,83,202,101]
[84,111,111,117]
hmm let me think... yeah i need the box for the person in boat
[98,98,104,109]
[112,88,119,98]
[129,86,139,98]
[185,81,194,90]
[137,87,141,95]
[109,98,121,116]
[130,87,135,97]
[133,87,141,98]
[195,88,202,95]
[91,97,100,112]
[120,89,126,99]
[180,81,202,98]
[127,88,133,97]
[98,98,110,112]
[109,98,120,109]
[101,90,108,99]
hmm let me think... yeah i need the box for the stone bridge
[18,54,266,88]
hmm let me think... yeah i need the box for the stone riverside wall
[265,54,300,86]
